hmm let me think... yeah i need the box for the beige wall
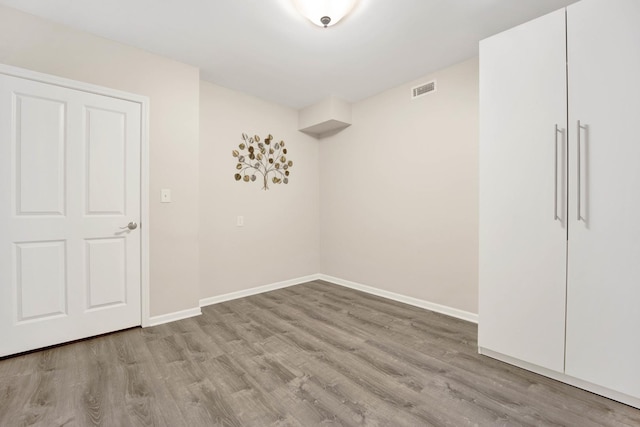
[320,58,479,313]
[0,5,201,317]
[199,82,320,298]
[0,2,479,317]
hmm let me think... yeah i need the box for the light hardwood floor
[1,280,639,426]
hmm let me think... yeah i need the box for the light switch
[237,216,244,227]
[161,189,171,203]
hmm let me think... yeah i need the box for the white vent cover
[411,80,436,99]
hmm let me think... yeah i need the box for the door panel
[86,107,126,215]
[85,237,127,310]
[479,9,568,372]
[15,240,67,322]
[0,73,141,357]
[565,0,640,399]
[15,94,66,216]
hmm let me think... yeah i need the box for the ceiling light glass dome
[292,0,358,28]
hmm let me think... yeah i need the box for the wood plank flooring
[1,280,639,426]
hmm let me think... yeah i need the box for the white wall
[0,5,201,317]
[199,81,320,298]
[320,58,479,314]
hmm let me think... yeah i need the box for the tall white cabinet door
[479,9,568,372]
[0,74,142,357]
[565,0,640,399]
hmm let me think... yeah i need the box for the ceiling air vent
[411,80,436,99]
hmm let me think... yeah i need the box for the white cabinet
[479,0,640,408]
[478,8,568,373]
[565,0,640,400]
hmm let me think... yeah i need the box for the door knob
[120,222,138,230]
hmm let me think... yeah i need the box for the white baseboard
[318,274,478,324]
[168,273,476,327]
[147,307,202,327]
[199,274,322,307]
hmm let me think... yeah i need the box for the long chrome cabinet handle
[577,120,585,222]
[554,124,561,221]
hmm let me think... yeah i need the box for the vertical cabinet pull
[554,124,560,221]
[577,120,586,222]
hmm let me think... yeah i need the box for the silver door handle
[577,120,585,222]
[120,222,138,230]
[554,124,562,221]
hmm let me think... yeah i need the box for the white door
[478,9,568,372]
[565,0,640,399]
[0,73,141,357]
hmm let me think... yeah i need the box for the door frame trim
[0,63,151,327]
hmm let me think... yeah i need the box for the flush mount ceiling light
[292,0,358,28]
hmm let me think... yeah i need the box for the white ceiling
[0,0,578,108]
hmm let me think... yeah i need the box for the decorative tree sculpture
[232,133,293,190]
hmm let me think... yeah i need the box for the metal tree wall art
[232,133,293,190]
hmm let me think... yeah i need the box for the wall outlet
[161,189,171,203]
